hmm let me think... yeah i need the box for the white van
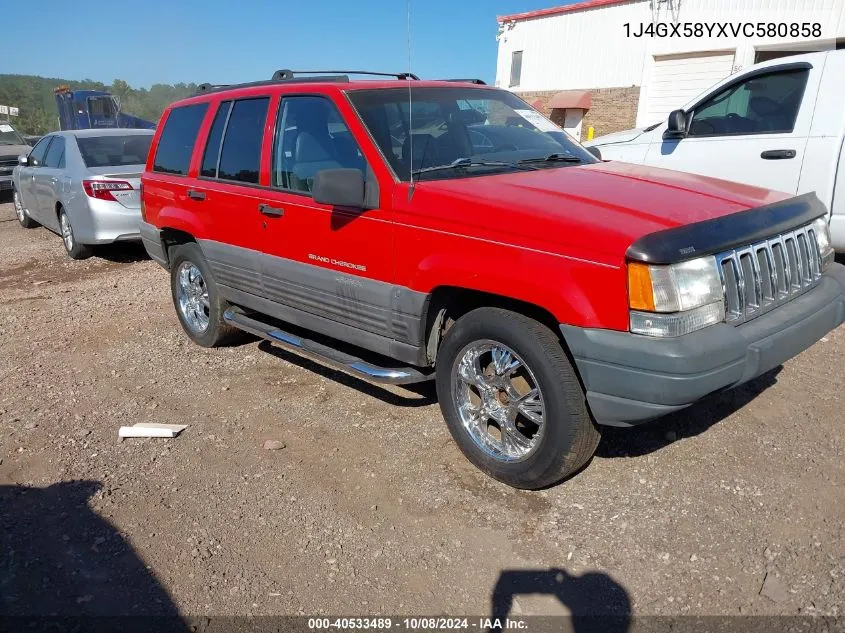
[586,50,845,251]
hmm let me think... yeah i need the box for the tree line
[0,74,199,135]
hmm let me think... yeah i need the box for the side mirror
[664,109,688,139]
[313,168,365,209]
[586,146,602,160]
[18,155,29,167]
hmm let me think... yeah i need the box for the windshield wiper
[518,153,583,165]
[412,157,538,177]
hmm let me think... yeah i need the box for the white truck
[585,50,845,251]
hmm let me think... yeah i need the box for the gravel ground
[0,195,843,620]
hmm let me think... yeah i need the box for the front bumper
[561,263,845,427]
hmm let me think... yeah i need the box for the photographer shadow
[0,480,188,632]
[489,568,631,633]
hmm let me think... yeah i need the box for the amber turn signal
[627,262,656,311]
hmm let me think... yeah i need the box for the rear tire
[14,189,38,229]
[435,307,600,489]
[169,242,240,348]
[59,208,92,260]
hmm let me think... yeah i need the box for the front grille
[716,222,822,324]
[0,158,17,169]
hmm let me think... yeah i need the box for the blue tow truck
[54,86,156,131]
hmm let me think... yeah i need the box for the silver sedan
[12,129,154,259]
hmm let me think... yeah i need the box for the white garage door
[642,51,736,125]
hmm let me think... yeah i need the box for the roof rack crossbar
[436,78,487,85]
[192,75,350,96]
[196,83,230,93]
[272,69,420,81]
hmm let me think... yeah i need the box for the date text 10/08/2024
[307,618,529,630]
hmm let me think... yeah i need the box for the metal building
[495,0,845,139]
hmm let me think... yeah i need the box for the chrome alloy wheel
[176,262,210,333]
[60,213,74,251]
[451,340,545,462]
[13,191,25,223]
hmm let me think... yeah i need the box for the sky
[3,0,579,89]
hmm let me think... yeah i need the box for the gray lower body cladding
[140,221,168,268]
[138,227,429,365]
[198,239,429,367]
[561,264,845,426]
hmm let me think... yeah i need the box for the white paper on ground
[118,423,188,438]
[514,109,559,133]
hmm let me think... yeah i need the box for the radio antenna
[407,0,415,192]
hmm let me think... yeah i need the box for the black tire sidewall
[169,243,227,347]
[436,309,592,489]
[15,190,37,229]
[60,210,91,260]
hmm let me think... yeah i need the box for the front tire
[169,242,239,348]
[436,307,600,489]
[14,189,38,229]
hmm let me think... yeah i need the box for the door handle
[258,203,285,217]
[187,189,206,201]
[761,149,796,160]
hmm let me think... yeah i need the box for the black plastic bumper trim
[561,264,845,426]
[627,192,826,265]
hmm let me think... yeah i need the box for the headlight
[812,216,835,269]
[627,256,725,337]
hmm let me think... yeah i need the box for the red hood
[405,161,790,265]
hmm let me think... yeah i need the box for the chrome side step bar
[223,307,434,385]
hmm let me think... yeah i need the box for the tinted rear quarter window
[29,136,53,165]
[43,136,66,169]
[77,135,153,168]
[217,97,269,184]
[201,101,232,178]
[153,103,209,175]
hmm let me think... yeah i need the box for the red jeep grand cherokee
[140,70,845,489]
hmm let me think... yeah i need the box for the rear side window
[153,103,209,175]
[43,136,66,169]
[217,97,270,184]
[200,101,232,178]
[77,135,153,167]
[29,136,53,166]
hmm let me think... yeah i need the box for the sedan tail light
[82,179,133,201]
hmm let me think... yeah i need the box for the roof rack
[192,75,349,96]
[436,78,487,85]
[192,69,430,96]
[196,83,229,93]
[272,69,420,81]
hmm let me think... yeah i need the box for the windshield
[77,134,153,167]
[347,87,597,181]
[0,123,25,146]
[88,96,119,118]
